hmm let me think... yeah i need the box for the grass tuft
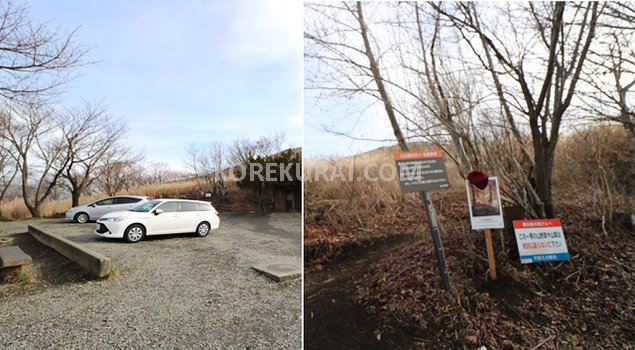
[102,266,119,281]
[1,268,34,284]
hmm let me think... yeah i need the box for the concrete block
[0,246,32,268]
[28,225,113,278]
[251,263,300,282]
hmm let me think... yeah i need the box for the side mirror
[154,209,164,215]
[89,204,96,208]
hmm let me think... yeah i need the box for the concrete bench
[28,225,113,278]
[0,246,32,280]
[0,246,32,268]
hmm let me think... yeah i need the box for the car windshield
[130,200,161,212]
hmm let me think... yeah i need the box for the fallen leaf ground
[305,189,635,349]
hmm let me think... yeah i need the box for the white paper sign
[466,177,504,230]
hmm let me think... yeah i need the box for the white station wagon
[95,199,220,243]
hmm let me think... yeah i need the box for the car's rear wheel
[75,212,89,224]
[195,222,211,237]
[124,224,145,243]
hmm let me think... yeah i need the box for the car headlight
[101,217,125,222]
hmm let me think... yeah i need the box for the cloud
[224,0,302,63]
[27,0,303,166]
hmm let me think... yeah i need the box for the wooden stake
[485,228,497,281]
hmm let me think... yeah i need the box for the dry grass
[304,145,463,234]
[555,125,634,230]
[305,127,635,348]
[304,145,465,264]
[0,179,241,220]
[132,179,201,199]
[305,125,635,263]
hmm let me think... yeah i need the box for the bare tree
[59,102,126,207]
[433,2,601,218]
[185,142,227,195]
[0,1,87,101]
[227,133,285,167]
[406,3,482,175]
[575,2,635,225]
[583,3,635,172]
[0,0,88,217]
[306,1,452,290]
[305,3,481,175]
[0,120,18,216]
[306,2,607,220]
[95,149,144,196]
[144,162,169,185]
[603,2,635,28]
[0,102,69,217]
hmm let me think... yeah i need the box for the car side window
[114,197,142,204]
[179,202,198,212]
[95,198,115,206]
[197,203,211,211]
[157,202,178,213]
[113,197,128,204]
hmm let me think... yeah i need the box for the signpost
[395,150,449,192]
[466,173,504,281]
[395,150,451,291]
[513,219,570,264]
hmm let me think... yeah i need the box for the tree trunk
[533,144,556,218]
[0,166,18,217]
[356,1,451,291]
[19,156,39,218]
[626,124,635,177]
[71,189,81,208]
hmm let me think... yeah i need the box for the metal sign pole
[419,190,451,291]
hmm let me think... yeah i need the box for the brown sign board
[394,150,450,192]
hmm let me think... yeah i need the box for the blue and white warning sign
[513,219,570,264]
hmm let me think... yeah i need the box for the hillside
[304,131,635,349]
[0,179,258,221]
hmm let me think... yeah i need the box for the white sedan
[95,199,220,243]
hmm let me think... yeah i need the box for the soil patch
[305,189,635,349]
[304,232,422,350]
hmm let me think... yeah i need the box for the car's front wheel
[195,222,211,237]
[75,212,89,224]
[124,224,146,243]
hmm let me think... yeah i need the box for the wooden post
[485,228,497,281]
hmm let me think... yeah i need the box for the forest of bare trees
[0,2,290,218]
[0,1,86,217]
[305,2,634,224]
[184,132,287,196]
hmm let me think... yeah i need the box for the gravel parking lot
[0,212,301,349]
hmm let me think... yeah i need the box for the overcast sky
[27,0,302,170]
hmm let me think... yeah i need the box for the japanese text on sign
[394,150,449,192]
[513,219,570,264]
